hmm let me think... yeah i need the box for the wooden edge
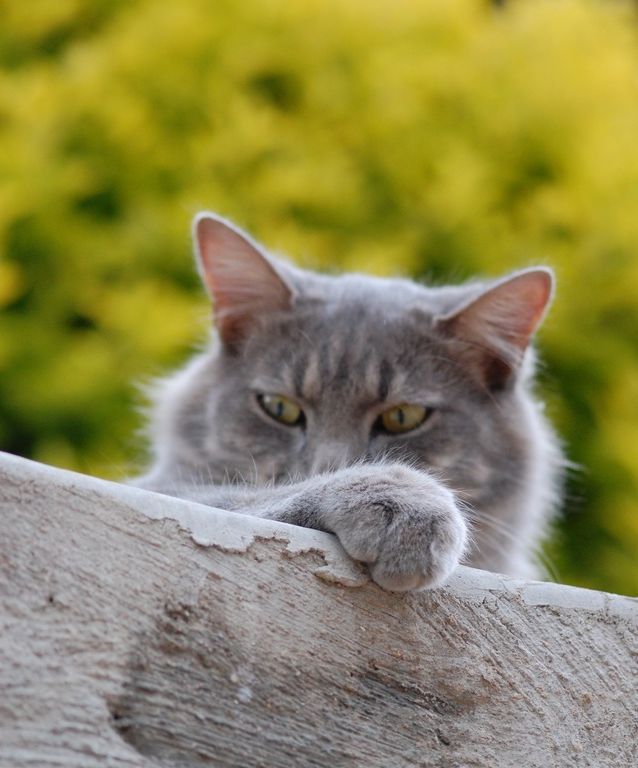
[1,451,635,616]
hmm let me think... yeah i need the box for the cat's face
[169,213,553,509]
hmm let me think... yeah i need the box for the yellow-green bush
[2,0,638,593]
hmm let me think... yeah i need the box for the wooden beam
[1,452,636,767]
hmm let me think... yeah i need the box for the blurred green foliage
[2,0,638,594]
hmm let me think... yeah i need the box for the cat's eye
[377,403,430,434]
[257,393,304,427]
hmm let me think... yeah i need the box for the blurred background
[1,0,638,595]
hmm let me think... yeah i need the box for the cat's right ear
[193,212,293,348]
[434,268,554,391]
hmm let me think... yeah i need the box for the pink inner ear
[505,269,554,342]
[435,268,554,390]
[195,215,253,301]
[453,268,554,352]
[194,213,292,346]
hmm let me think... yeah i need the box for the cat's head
[154,212,555,505]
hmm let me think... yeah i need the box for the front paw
[321,465,468,592]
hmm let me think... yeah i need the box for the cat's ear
[193,212,293,347]
[434,268,554,390]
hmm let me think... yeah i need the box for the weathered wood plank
[0,452,636,768]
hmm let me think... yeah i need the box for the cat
[131,212,564,591]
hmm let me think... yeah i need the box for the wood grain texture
[0,452,636,768]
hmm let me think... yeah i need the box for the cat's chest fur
[132,213,563,590]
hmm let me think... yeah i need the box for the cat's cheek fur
[312,464,468,592]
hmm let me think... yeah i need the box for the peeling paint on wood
[1,452,636,768]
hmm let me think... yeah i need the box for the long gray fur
[131,213,564,591]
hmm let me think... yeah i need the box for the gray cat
[132,212,563,591]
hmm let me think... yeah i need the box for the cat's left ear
[193,212,293,348]
[434,268,554,390]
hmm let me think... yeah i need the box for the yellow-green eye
[379,403,429,434]
[257,393,304,426]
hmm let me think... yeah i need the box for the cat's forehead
[289,267,480,317]
[291,281,436,349]
[245,283,470,405]
[236,266,494,404]
[249,333,452,408]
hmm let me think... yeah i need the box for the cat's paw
[321,464,468,592]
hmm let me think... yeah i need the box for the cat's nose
[309,440,355,475]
